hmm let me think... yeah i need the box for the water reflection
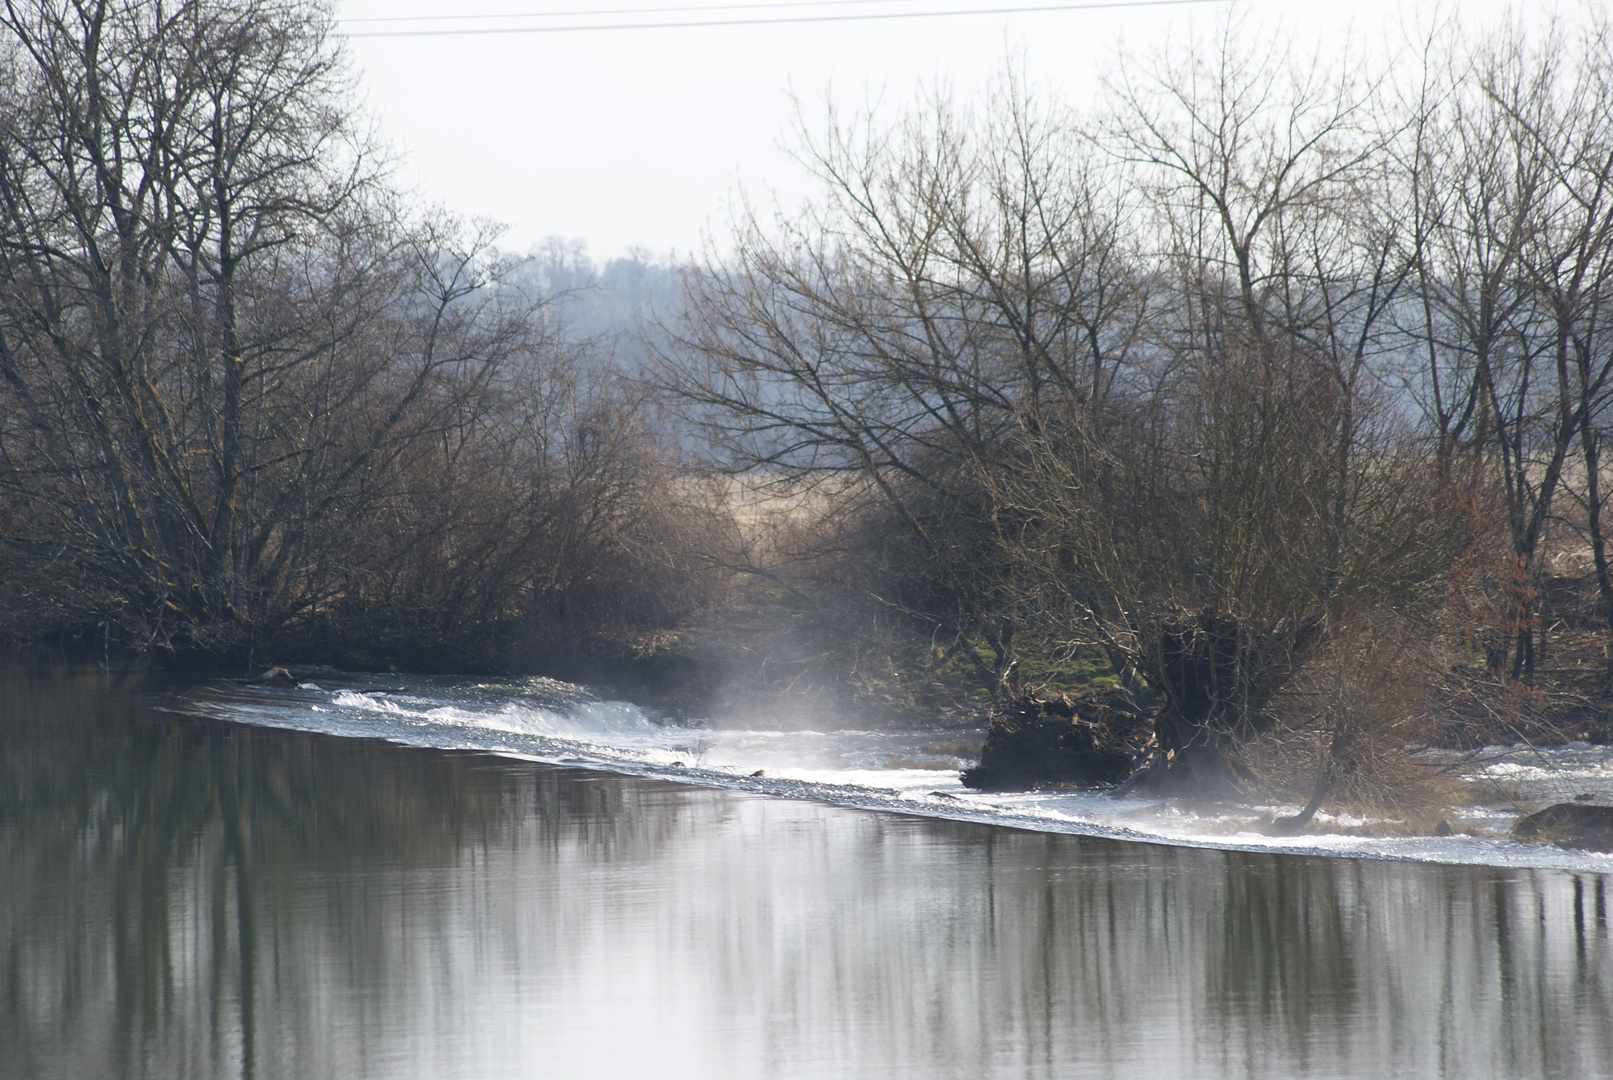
[2,665,1610,1079]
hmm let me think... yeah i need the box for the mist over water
[4,666,1612,1079]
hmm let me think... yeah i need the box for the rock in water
[1512,803,1613,852]
[961,695,1151,792]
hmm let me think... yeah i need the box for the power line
[345,0,1235,39]
[342,0,945,24]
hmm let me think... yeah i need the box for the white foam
[176,674,1613,873]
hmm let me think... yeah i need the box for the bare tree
[1388,18,1613,682]
[660,82,1149,695]
[665,26,1499,796]
[0,0,719,666]
[987,25,1463,794]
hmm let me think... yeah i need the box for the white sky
[335,0,1539,262]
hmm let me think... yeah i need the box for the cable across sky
[343,0,963,23]
[343,0,1235,38]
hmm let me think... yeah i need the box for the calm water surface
[2,665,1610,1079]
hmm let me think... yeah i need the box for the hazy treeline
[0,0,722,669]
[661,14,1613,792]
[512,237,682,376]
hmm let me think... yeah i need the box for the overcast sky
[334,0,1539,262]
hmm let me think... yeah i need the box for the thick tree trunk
[1113,609,1319,800]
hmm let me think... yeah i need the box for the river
[3,663,1610,1078]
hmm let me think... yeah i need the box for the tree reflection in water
[2,665,1609,1079]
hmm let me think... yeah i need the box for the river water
[3,664,1611,1078]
